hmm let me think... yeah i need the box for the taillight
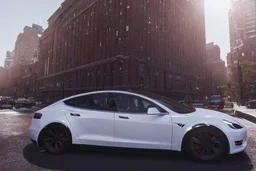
[34,113,42,119]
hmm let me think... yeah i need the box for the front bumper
[227,127,247,154]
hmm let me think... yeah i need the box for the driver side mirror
[147,107,167,115]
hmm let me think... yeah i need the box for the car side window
[64,93,110,111]
[114,93,162,114]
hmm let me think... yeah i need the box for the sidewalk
[234,104,256,123]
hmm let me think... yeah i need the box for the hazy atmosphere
[0,0,230,66]
[1,1,256,170]
[0,0,63,66]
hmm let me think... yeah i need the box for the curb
[234,110,256,124]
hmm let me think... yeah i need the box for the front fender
[171,115,230,152]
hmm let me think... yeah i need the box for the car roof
[60,90,156,102]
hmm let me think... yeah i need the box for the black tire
[41,124,72,154]
[185,127,228,162]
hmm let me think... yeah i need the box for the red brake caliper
[194,144,200,157]
[56,142,61,150]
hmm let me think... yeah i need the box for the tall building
[5,24,43,97]
[37,0,207,103]
[13,24,43,64]
[0,67,6,95]
[228,0,256,101]
[5,51,14,69]
[206,42,227,95]
[229,0,256,51]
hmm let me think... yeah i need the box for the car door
[64,93,115,147]
[114,93,173,150]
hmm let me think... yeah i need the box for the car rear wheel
[185,127,228,162]
[41,124,72,154]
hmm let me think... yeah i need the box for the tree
[241,61,256,84]
[222,82,237,101]
[241,61,256,100]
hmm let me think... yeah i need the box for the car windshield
[132,91,196,114]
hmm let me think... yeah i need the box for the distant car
[15,98,31,108]
[27,97,36,107]
[29,90,247,162]
[0,97,13,109]
[209,95,224,109]
[246,100,256,109]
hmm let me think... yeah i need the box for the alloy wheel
[188,129,225,161]
[42,125,71,153]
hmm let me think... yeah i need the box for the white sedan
[29,90,247,161]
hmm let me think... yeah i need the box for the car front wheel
[41,124,72,154]
[185,127,228,162]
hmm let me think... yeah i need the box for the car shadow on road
[23,143,254,171]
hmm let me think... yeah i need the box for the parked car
[27,97,36,107]
[225,102,234,108]
[0,97,14,109]
[209,95,225,109]
[246,100,256,109]
[29,90,247,162]
[15,98,32,108]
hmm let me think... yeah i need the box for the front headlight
[223,120,243,129]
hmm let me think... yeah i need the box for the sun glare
[205,0,230,9]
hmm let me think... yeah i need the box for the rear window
[64,93,110,111]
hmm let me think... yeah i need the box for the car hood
[192,108,238,123]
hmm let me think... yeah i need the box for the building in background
[12,24,43,65]
[5,24,43,97]
[0,67,6,95]
[228,0,256,101]
[5,51,14,69]
[36,0,207,103]
[206,42,227,95]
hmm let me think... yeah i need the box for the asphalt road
[0,108,255,171]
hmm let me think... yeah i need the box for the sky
[0,0,63,67]
[0,0,230,67]
[205,0,231,63]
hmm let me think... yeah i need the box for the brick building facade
[37,0,207,103]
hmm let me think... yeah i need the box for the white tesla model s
[29,90,247,161]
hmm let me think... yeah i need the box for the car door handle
[70,113,80,117]
[119,116,129,119]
